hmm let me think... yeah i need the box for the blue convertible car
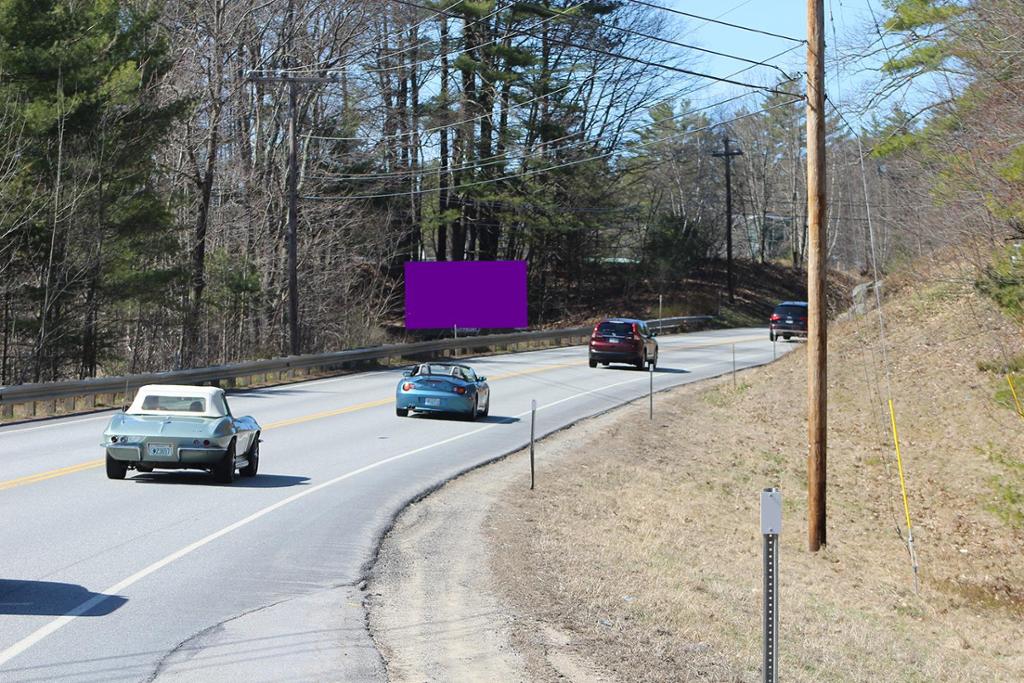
[395,362,490,420]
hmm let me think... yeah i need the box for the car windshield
[597,321,634,336]
[139,395,207,413]
[415,364,463,377]
[774,306,806,317]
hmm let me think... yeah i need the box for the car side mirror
[477,376,487,382]
[402,370,412,377]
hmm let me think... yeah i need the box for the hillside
[484,257,1024,680]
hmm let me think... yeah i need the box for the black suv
[769,301,808,341]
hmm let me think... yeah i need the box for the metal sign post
[761,488,782,683]
[530,399,537,490]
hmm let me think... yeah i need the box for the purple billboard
[404,260,528,329]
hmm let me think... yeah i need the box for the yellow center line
[0,336,772,491]
[0,459,105,491]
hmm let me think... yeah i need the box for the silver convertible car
[395,362,490,420]
[102,384,260,483]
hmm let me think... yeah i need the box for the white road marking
[0,370,668,669]
[0,413,111,437]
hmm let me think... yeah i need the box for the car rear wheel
[481,395,490,417]
[213,440,236,484]
[464,397,479,421]
[588,358,597,368]
[240,438,259,477]
[396,407,409,417]
[105,454,127,480]
[783,334,791,340]
[635,350,647,370]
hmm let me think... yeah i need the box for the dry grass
[488,269,1024,682]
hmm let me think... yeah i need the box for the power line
[359,0,588,76]
[309,89,760,182]
[388,0,801,96]
[626,0,806,43]
[302,96,802,200]
[308,41,803,146]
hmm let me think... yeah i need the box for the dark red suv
[769,301,808,341]
[588,318,659,369]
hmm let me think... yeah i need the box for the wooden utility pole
[713,137,743,303]
[247,69,339,355]
[806,0,827,551]
[286,78,300,355]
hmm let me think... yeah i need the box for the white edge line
[0,343,777,667]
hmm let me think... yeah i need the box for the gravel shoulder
[367,406,627,683]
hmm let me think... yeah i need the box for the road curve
[0,328,791,682]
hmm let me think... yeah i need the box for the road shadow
[653,367,691,374]
[129,472,310,488]
[0,579,126,617]
[406,412,519,424]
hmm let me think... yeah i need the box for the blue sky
[655,0,898,124]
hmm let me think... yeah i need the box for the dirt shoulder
[370,275,1024,682]
[367,406,628,682]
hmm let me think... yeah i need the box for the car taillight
[631,323,641,340]
[402,382,415,391]
[770,313,781,321]
[799,316,807,322]
[452,386,466,395]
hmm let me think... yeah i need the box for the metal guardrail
[0,316,714,417]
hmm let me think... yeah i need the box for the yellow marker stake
[888,397,919,591]
[1007,374,1024,420]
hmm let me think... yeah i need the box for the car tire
[589,359,597,368]
[213,440,236,484]
[635,350,646,370]
[481,395,490,417]
[136,465,153,473]
[105,454,127,480]
[464,397,479,422]
[783,334,791,340]
[601,362,609,366]
[240,437,259,477]
[769,331,776,342]
[396,407,409,417]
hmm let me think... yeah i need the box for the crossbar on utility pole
[713,137,743,304]
[246,68,340,356]
[806,0,828,552]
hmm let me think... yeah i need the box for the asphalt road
[0,328,793,682]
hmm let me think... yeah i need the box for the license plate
[424,398,441,407]
[148,444,173,457]
[608,337,621,343]
[785,318,793,323]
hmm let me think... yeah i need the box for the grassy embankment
[488,250,1024,682]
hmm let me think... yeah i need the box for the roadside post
[773,336,777,361]
[658,295,663,333]
[530,399,537,490]
[649,361,654,420]
[732,344,737,388]
[761,488,782,683]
